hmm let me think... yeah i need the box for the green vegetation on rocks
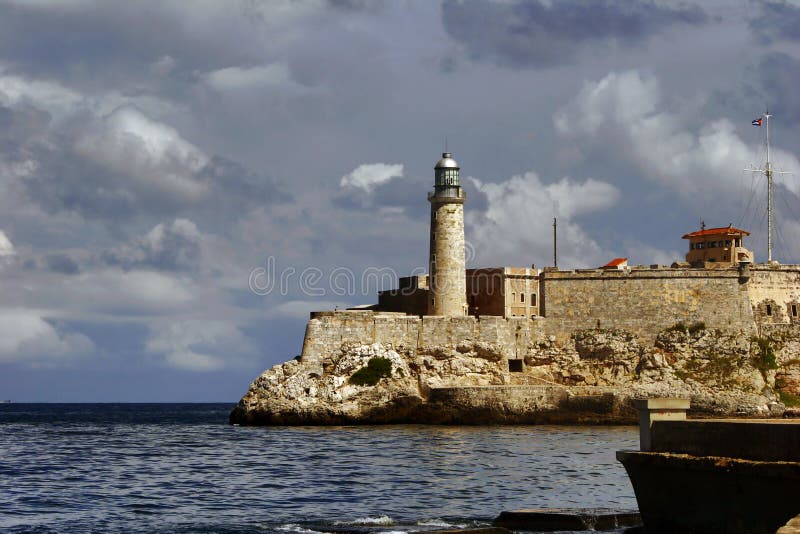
[666,321,706,335]
[350,357,393,386]
[778,389,800,407]
[752,337,778,373]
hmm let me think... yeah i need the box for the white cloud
[146,320,256,371]
[75,105,209,202]
[202,63,296,92]
[554,70,800,198]
[0,230,14,257]
[469,172,619,268]
[106,218,205,272]
[60,269,196,316]
[0,309,93,366]
[340,163,404,192]
[0,70,85,119]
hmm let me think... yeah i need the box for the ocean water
[0,404,639,533]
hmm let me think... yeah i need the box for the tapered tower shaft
[428,152,467,316]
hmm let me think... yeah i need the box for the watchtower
[428,152,468,316]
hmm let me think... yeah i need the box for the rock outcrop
[230,326,800,425]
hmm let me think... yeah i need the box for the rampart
[299,266,800,369]
[300,311,540,371]
[540,267,756,340]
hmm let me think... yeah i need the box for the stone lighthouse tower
[428,152,468,316]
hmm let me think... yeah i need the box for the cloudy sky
[2,0,800,401]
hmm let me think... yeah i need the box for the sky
[2,0,800,401]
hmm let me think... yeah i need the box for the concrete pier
[618,398,800,533]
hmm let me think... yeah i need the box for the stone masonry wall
[302,267,800,370]
[540,268,756,340]
[748,266,800,328]
[429,198,467,316]
[301,311,540,370]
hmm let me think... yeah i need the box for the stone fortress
[303,152,800,371]
[231,151,800,425]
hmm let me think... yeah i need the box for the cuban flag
[752,117,763,126]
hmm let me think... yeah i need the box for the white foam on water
[338,515,395,526]
[276,523,326,534]
[416,518,463,528]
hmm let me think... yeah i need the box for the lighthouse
[428,152,468,316]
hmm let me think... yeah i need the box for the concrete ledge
[426,529,510,534]
[493,508,641,532]
[650,419,800,461]
[617,451,800,534]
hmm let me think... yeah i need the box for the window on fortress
[508,359,523,372]
[520,293,525,303]
[792,304,797,318]
[766,304,772,316]
[512,292,516,302]
[531,294,537,306]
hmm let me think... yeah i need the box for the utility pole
[553,217,558,269]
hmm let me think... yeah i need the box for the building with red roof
[682,224,754,266]
[601,258,628,269]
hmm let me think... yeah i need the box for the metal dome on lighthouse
[428,151,468,316]
[434,152,460,196]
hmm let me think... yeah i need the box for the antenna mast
[766,110,773,263]
[746,110,790,263]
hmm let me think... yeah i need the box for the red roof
[602,257,628,268]
[682,226,750,239]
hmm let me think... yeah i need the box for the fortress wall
[299,267,800,368]
[300,311,543,365]
[373,315,420,347]
[540,268,756,340]
[747,266,800,326]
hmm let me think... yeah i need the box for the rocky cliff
[230,325,800,425]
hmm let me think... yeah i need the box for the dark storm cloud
[0,2,260,88]
[753,53,800,124]
[749,0,800,44]
[21,149,290,227]
[441,0,709,68]
[102,219,202,273]
[198,155,292,211]
[45,253,80,275]
[718,52,800,142]
[0,103,50,144]
[326,0,384,12]
[0,98,288,229]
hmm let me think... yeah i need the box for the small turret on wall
[428,152,468,316]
